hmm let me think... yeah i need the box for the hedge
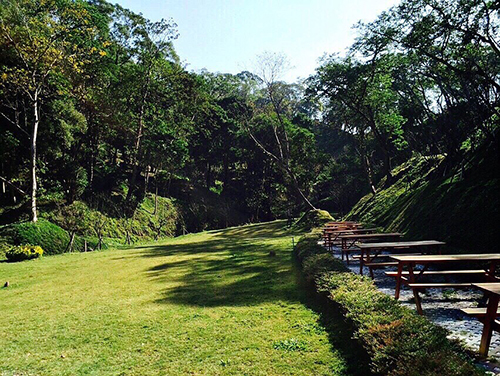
[4,219,72,255]
[294,229,484,376]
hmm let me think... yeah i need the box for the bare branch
[0,176,26,195]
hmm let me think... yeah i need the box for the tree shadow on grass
[142,236,296,307]
[294,269,373,376]
[137,220,372,374]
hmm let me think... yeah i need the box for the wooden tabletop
[390,254,500,263]
[323,228,376,233]
[358,240,445,249]
[472,283,500,295]
[324,222,359,227]
[339,233,402,239]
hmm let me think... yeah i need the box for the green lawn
[0,221,353,375]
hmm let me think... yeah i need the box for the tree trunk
[65,232,75,253]
[287,167,316,210]
[205,161,211,189]
[144,165,150,195]
[126,71,151,202]
[97,234,102,250]
[357,133,377,195]
[30,91,39,222]
[365,155,377,195]
[154,183,158,215]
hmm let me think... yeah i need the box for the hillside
[346,151,500,253]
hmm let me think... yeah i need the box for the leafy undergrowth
[44,194,180,241]
[294,229,484,376]
[292,209,334,232]
[0,219,87,256]
[347,153,500,253]
[0,194,180,259]
[0,221,353,375]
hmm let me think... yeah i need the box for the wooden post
[479,294,500,357]
[84,240,87,252]
[408,263,423,315]
[395,262,404,300]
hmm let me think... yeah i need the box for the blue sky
[114,0,400,81]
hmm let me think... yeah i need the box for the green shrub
[5,219,71,255]
[6,245,43,262]
[292,209,334,232]
[294,229,484,376]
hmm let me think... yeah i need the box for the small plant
[6,245,43,262]
[273,338,308,352]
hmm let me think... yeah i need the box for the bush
[294,229,484,376]
[292,209,334,232]
[4,219,71,255]
[6,245,43,262]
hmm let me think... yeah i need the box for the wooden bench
[469,283,500,357]
[339,233,402,264]
[461,307,500,318]
[357,240,445,278]
[390,254,500,315]
[386,270,486,277]
[322,228,376,251]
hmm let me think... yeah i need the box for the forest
[0,0,498,246]
[1,0,500,375]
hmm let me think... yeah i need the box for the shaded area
[140,220,372,374]
[141,221,298,307]
[294,263,373,376]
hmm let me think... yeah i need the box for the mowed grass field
[0,221,351,375]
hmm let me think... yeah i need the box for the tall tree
[247,52,316,209]
[0,0,98,221]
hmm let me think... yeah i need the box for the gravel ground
[327,244,500,374]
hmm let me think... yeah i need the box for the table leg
[360,250,366,275]
[395,262,403,300]
[408,263,423,315]
[487,261,497,280]
[479,294,500,358]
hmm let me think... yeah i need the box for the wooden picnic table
[324,223,362,230]
[339,233,402,264]
[390,254,500,315]
[322,228,377,251]
[357,240,445,278]
[471,283,500,357]
[324,221,359,227]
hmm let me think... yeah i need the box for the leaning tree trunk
[286,166,316,211]
[65,231,75,253]
[363,154,377,195]
[30,90,40,223]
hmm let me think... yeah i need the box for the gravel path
[328,244,500,374]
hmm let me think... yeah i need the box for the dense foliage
[294,227,484,376]
[3,219,73,255]
[6,244,43,262]
[0,0,498,232]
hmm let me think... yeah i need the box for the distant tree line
[0,0,498,223]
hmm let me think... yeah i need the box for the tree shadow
[295,271,374,376]
[142,234,296,307]
[137,220,371,374]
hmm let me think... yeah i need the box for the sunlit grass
[0,221,349,375]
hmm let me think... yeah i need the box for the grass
[0,220,353,375]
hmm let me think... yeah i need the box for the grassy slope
[347,155,500,253]
[0,221,349,376]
